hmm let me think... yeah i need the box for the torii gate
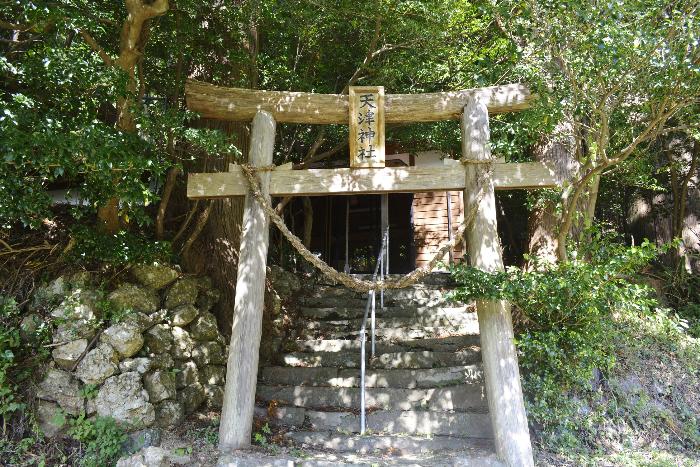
[186,79,558,467]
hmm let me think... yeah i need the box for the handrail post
[371,288,376,358]
[360,327,366,434]
[358,227,389,435]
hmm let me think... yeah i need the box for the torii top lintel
[185,79,535,124]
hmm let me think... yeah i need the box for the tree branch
[79,29,113,66]
[181,200,212,255]
[300,139,347,168]
[0,19,32,31]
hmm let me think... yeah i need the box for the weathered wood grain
[219,111,276,451]
[462,98,534,466]
[187,162,557,199]
[185,79,534,123]
[349,86,385,168]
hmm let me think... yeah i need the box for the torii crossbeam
[186,79,557,467]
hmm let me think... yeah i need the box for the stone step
[300,305,473,321]
[286,431,499,460]
[220,449,503,467]
[310,409,492,438]
[260,365,483,388]
[255,406,493,438]
[348,272,459,287]
[304,313,477,333]
[298,322,480,340]
[281,335,480,353]
[300,296,396,308]
[303,284,457,301]
[281,348,481,369]
[300,291,457,309]
[256,384,487,412]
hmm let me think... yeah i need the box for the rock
[109,284,160,314]
[169,305,199,327]
[52,339,88,370]
[75,343,119,385]
[20,314,42,341]
[36,400,66,438]
[123,428,162,455]
[200,366,226,386]
[188,312,219,342]
[195,276,212,289]
[268,291,283,316]
[155,400,185,428]
[165,278,200,309]
[51,289,97,320]
[143,370,176,404]
[147,309,168,327]
[31,277,67,311]
[53,320,96,343]
[150,353,175,371]
[268,265,301,296]
[96,372,155,428]
[120,357,154,375]
[171,327,195,360]
[101,323,144,358]
[123,312,154,333]
[36,369,84,416]
[144,324,173,354]
[204,385,224,409]
[178,383,206,414]
[86,398,96,416]
[196,288,221,313]
[116,446,169,467]
[131,263,179,290]
[175,361,199,389]
[617,375,644,396]
[192,341,227,367]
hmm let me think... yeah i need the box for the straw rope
[239,161,492,292]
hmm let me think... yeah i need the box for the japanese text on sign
[349,86,385,168]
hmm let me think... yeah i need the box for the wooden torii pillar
[186,79,556,467]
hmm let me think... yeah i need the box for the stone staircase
[256,273,501,465]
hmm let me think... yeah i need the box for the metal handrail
[359,227,389,434]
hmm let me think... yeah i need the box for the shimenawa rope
[239,161,492,293]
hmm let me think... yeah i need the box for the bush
[662,264,700,338]
[0,296,24,435]
[67,226,172,267]
[68,414,127,467]
[450,233,667,447]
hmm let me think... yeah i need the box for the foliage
[450,232,673,447]
[0,296,24,434]
[253,422,272,447]
[492,0,700,259]
[194,423,219,446]
[78,384,99,401]
[68,414,127,467]
[661,265,700,338]
[495,0,700,159]
[67,226,172,267]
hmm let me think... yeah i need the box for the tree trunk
[83,0,170,233]
[669,139,700,272]
[302,196,313,248]
[192,121,250,334]
[527,126,578,265]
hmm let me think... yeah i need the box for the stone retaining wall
[32,264,227,435]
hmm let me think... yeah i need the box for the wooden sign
[349,86,385,168]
